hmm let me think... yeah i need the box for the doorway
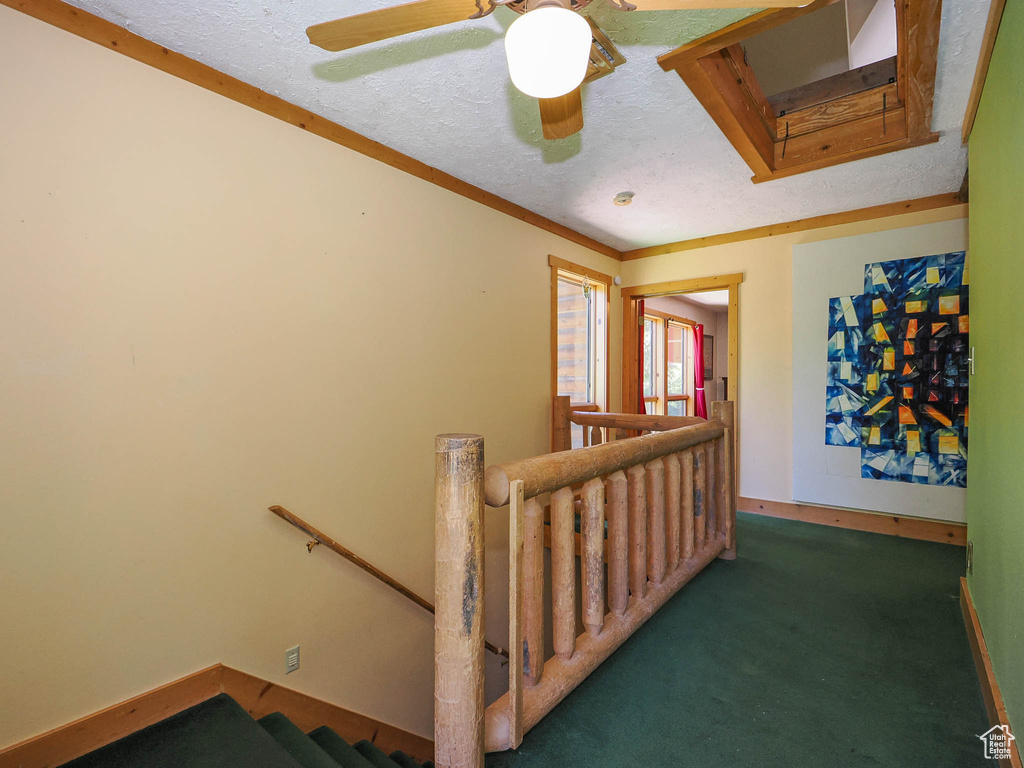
[621,273,741,415]
[621,273,742,480]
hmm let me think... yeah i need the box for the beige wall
[0,9,620,745]
[621,205,968,503]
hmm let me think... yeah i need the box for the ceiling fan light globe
[504,7,591,100]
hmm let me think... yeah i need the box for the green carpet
[487,513,989,768]
[61,698,432,768]
[259,713,340,768]
[62,694,303,768]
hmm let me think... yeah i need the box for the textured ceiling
[62,0,989,251]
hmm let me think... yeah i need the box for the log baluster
[522,497,545,687]
[664,453,680,572]
[723,429,736,557]
[645,458,667,586]
[434,434,485,768]
[712,400,738,559]
[715,437,726,537]
[605,471,628,616]
[626,464,647,600]
[680,449,694,559]
[694,445,707,550]
[550,486,576,661]
[591,425,603,446]
[706,438,717,535]
[507,480,525,749]
[582,478,606,637]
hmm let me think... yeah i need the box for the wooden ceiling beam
[657,0,842,71]
[679,49,777,177]
[902,0,943,141]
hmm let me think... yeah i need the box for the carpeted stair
[60,694,433,768]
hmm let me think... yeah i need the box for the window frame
[550,255,611,416]
[644,308,695,417]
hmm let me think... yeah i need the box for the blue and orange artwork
[825,251,969,487]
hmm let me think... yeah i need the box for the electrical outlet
[966,541,974,575]
[286,645,300,674]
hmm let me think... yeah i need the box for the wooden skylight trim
[657,0,942,183]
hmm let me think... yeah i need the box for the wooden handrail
[484,420,724,506]
[268,505,508,659]
[569,411,706,432]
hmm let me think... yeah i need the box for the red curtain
[693,323,707,419]
[636,300,646,414]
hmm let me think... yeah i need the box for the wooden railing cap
[484,421,724,507]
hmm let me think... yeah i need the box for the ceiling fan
[307,0,811,140]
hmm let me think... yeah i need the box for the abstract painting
[824,251,969,487]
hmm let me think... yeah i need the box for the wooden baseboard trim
[0,664,433,768]
[960,577,1022,768]
[0,665,223,768]
[1,0,620,262]
[739,497,966,545]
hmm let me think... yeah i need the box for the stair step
[387,751,421,768]
[258,713,343,768]
[307,727,377,768]
[60,693,302,768]
[354,740,403,768]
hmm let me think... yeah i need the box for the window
[643,311,694,416]
[550,256,610,448]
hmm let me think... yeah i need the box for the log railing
[552,394,709,450]
[434,401,737,767]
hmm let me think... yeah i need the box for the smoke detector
[613,191,634,206]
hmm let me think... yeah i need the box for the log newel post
[434,434,485,768]
[552,395,572,452]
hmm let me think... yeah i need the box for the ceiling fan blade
[539,88,584,140]
[617,0,808,9]
[307,0,488,52]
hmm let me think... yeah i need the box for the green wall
[967,0,1024,736]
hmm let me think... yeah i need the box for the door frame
[621,272,742,413]
[621,272,743,478]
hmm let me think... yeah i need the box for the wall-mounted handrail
[268,504,508,659]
